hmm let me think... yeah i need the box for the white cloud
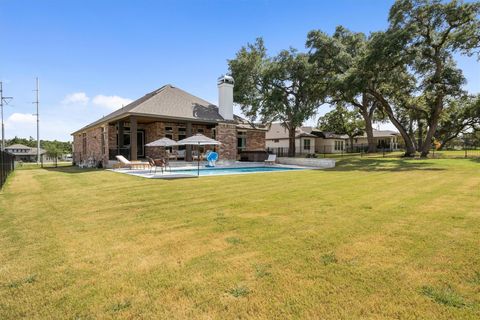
[92,95,133,110]
[6,113,36,125]
[62,92,89,105]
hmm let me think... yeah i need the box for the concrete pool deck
[108,162,318,179]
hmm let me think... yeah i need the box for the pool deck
[108,162,312,179]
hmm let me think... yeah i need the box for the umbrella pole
[197,143,200,176]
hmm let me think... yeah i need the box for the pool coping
[108,163,313,179]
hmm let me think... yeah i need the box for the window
[165,126,173,134]
[303,139,311,151]
[237,131,247,153]
[334,140,344,151]
[197,128,204,133]
[82,133,87,154]
[273,139,279,143]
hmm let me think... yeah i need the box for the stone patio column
[130,116,138,161]
[186,122,193,162]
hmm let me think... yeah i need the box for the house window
[82,133,87,154]
[334,140,344,151]
[303,139,311,151]
[165,126,173,134]
[197,128,204,133]
[237,131,247,153]
[273,139,279,143]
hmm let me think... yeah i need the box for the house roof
[5,144,46,156]
[72,84,264,134]
[265,123,317,140]
[367,130,400,138]
[5,144,31,149]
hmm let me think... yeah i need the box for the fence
[267,144,401,158]
[267,144,480,159]
[0,150,15,189]
[40,153,59,168]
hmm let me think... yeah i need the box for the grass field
[1,158,479,319]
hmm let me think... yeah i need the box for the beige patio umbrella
[177,134,221,176]
[145,137,178,159]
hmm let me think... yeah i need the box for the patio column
[130,116,138,161]
[186,122,193,162]
[118,121,124,154]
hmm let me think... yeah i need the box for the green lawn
[1,158,479,319]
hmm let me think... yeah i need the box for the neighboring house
[265,123,317,154]
[302,128,349,154]
[266,125,402,154]
[5,144,46,162]
[71,76,267,167]
[351,130,402,150]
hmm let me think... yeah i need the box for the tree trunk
[420,100,443,157]
[360,94,376,153]
[369,90,416,157]
[362,111,376,153]
[288,127,296,157]
[349,137,354,152]
[417,120,423,151]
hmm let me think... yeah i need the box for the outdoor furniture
[146,156,164,174]
[265,154,276,165]
[177,134,222,176]
[167,150,177,160]
[115,155,148,170]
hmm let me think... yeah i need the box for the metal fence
[0,150,15,189]
[267,144,480,159]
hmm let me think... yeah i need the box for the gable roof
[73,84,226,134]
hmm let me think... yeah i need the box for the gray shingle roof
[5,144,46,156]
[73,85,227,134]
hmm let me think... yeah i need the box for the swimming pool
[170,166,303,176]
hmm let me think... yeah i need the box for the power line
[0,82,13,151]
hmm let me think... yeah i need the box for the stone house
[71,76,267,167]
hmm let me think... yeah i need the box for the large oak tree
[228,38,326,157]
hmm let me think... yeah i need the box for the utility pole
[33,78,40,163]
[0,82,13,151]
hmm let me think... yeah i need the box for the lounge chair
[264,154,276,165]
[115,155,148,170]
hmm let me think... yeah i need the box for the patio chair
[115,155,147,170]
[264,154,276,165]
[146,156,164,174]
[167,150,178,160]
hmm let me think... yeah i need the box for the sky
[1,0,479,142]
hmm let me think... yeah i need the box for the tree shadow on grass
[41,166,102,174]
[327,158,446,172]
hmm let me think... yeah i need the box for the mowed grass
[0,158,479,319]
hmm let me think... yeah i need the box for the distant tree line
[7,136,72,156]
[228,0,480,157]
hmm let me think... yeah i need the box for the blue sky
[1,0,479,141]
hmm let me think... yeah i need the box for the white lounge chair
[115,155,148,170]
[265,154,276,165]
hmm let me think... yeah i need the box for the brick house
[71,76,267,167]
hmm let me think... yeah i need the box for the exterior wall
[216,122,237,161]
[73,125,108,166]
[315,138,345,154]
[266,137,315,154]
[245,130,266,151]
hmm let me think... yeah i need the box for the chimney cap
[217,75,234,85]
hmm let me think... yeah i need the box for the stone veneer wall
[216,123,237,160]
[246,130,266,151]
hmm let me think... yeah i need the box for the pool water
[170,166,302,176]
